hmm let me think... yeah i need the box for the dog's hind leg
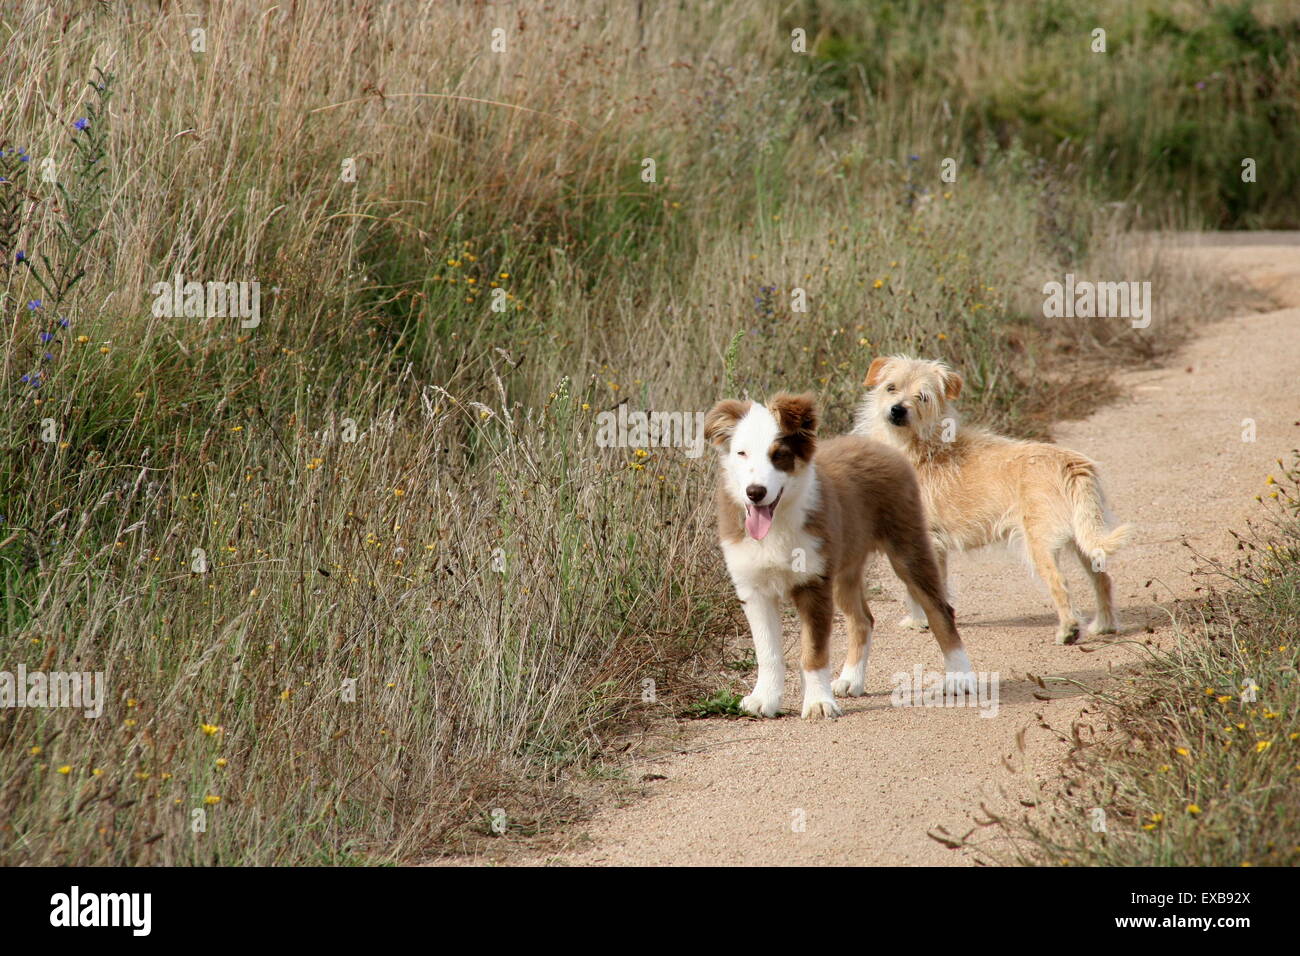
[884,541,975,694]
[900,540,947,629]
[1072,543,1119,635]
[899,589,930,630]
[792,580,844,719]
[831,569,873,698]
[1026,533,1081,644]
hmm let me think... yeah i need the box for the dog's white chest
[721,526,826,597]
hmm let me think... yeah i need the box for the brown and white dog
[704,392,975,719]
[853,355,1133,644]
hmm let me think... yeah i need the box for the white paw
[800,668,843,719]
[740,688,783,718]
[942,648,976,696]
[831,677,865,698]
[943,669,978,697]
[899,615,929,631]
[832,657,867,698]
[801,695,844,719]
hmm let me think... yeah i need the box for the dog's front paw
[899,615,930,631]
[1055,621,1082,645]
[943,669,978,697]
[740,688,783,718]
[831,677,865,698]
[800,669,843,719]
[832,658,867,698]
[801,695,844,720]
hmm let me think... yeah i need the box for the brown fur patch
[703,399,751,448]
[791,580,834,671]
[805,435,965,657]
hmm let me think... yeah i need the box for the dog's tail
[1063,455,1133,559]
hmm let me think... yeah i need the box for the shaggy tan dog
[852,356,1133,644]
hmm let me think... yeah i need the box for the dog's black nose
[889,403,908,424]
[746,484,767,503]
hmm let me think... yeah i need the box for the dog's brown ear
[863,357,889,388]
[769,392,817,461]
[943,370,963,400]
[768,392,818,437]
[704,399,750,449]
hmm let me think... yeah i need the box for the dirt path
[521,237,1300,866]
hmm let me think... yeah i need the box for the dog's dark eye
[917,393,928,403]
[770,447,794,470]
[736,450,747,458]
[885,384,896,393]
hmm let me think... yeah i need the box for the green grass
[792,0,1300,228]
[681,691,745,719]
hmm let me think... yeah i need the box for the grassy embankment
[990,461,1300,866]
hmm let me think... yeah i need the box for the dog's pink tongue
[746,504,775,540]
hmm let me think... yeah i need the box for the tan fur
[854,356,1134,643]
